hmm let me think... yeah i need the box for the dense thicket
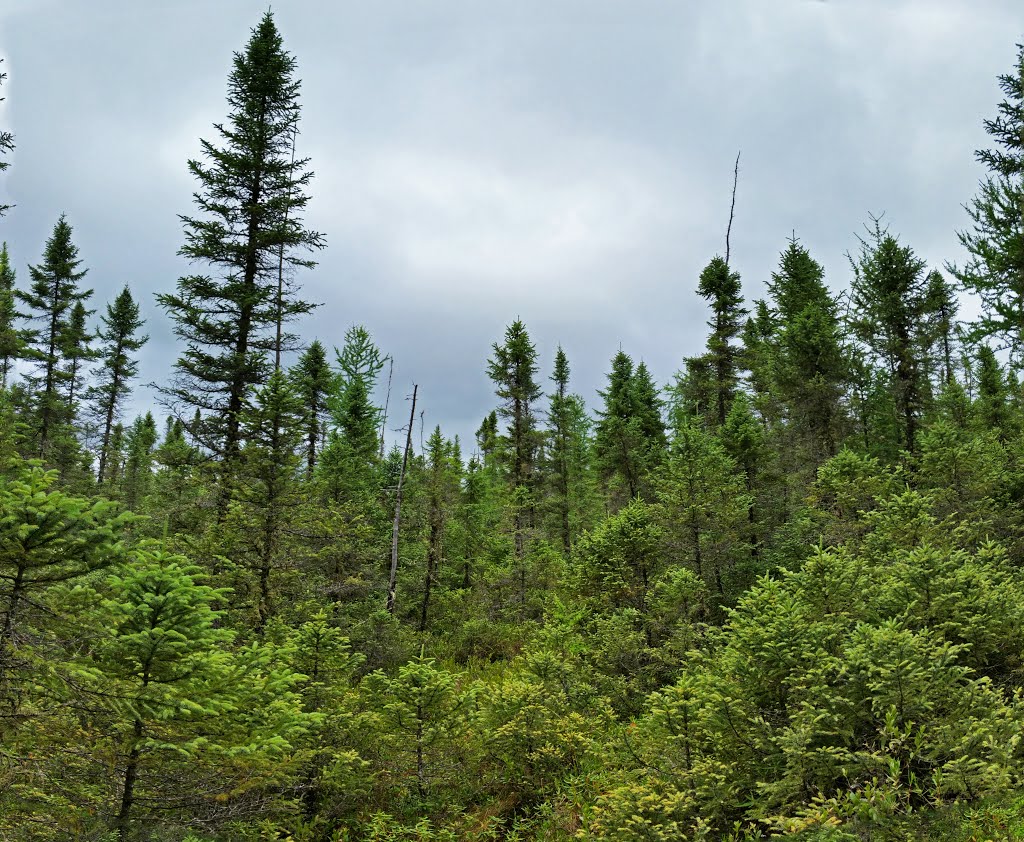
[3,16,1024,842]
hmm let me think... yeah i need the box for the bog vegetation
[2,14,1024,842]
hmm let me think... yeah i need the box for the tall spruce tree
[950,43,1024,362]
[546,347,574,553]
[487,319,542,560]
[696,255,747,426]
[849,220,934,454]
[58,300,94,422]
[594,350,665,508]
[157,12,323,481]
[768,239,846,461]
[88,286,148,484]
[290,339,332,475]
[0,243,27,387]
[18,215,92,458]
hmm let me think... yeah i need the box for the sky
[0,0,1020,451]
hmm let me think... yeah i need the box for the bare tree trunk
[387,385,417,615]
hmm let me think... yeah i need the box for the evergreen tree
[924,270,959,386]
[950,43,1024,362]
[546,347,574,553]
[121,413,158,511]
[849,220,933,454]
[156,12,323,479]
[769,238,846,461]
[594,350,665,508]
[57,300,94,422]
[92,549,310,837]
[695,255,747,426]
[291,338,332,475]
[18,215,92,458]
[488,319,542,560]
[319,326,386,502]
[418,426,460,632]
[976,345,1010,434]
[233,368,304,630]
[88,286,147,484]
[0,244,27,387]
[657,419,750,599]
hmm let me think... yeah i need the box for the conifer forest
[6,9,1024,842]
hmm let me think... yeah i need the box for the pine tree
[157,12,323,479]
[0,244,27,388]
[950,43,1024,361]
[0,60,13,219]
[88,286,147,484]
[18,216,92,458]
[291,339,332,475]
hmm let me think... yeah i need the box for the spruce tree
[58,300,94,422]
[594,351,665,508]
[546,347,574,553]
[924,270,959,386]
[319,326,386,502]
[18,215,92,458]
[768,239,846,461]
[0,243,27,387]
[291,339,332,475]
[88,286,148,484]
[849,220,933,454]
[121,413,158,511]
[950,43,1024,361]
[487,319,542,560]
[157,12,323,477]
[696,255,746,426]
[234,368,304,630]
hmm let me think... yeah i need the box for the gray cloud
[0,0,1018,448]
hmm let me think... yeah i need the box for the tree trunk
[387,385,417,615]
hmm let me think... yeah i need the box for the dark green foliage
[488,319,542,560]
[18,215,92,459]
[89,286,147,484]
[951,42,1024,361]
[769,238,847,461]
[849,220,935,454]
[291,338,332,475]
[121,412,158,510]
[694,255,747,426]
[157,12,323,468]
[594,351,665,509]
[0,244,28,387]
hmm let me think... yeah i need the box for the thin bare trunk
[387,385,417,615]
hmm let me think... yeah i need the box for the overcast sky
[0,0,1020,450]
